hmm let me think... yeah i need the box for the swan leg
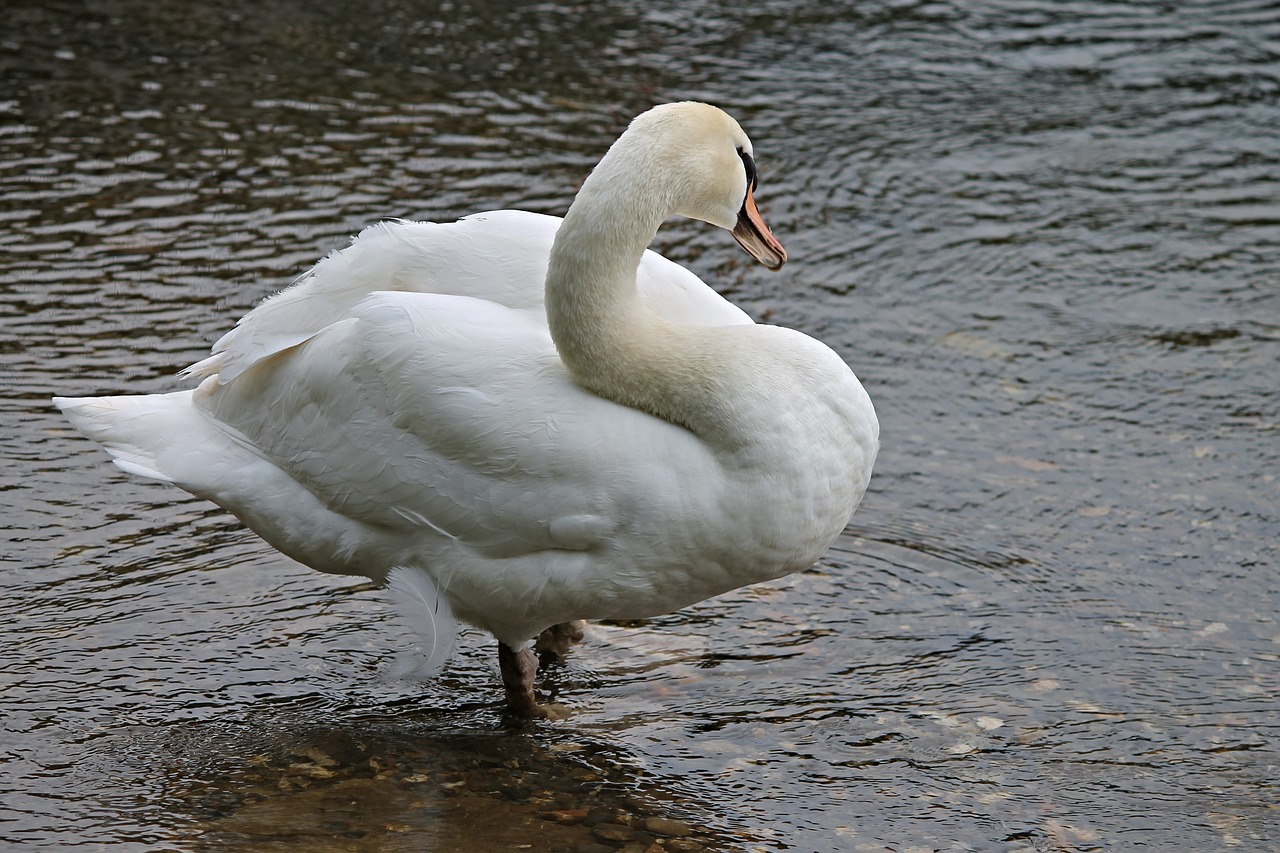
[535,619,588,663]
[498,642,545,718]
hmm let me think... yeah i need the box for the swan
[54,102,879,717]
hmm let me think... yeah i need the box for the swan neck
[545,159,730,438]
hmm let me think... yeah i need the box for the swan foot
[497,642,569,719]
[535,619,588,663]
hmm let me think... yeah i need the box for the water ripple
[3,0,1278,849]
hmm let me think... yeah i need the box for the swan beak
[731,184,787,271]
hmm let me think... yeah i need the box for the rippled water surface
[4,1,1278,850]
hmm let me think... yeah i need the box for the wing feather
[184,211,750,384]
[193,289,715,561]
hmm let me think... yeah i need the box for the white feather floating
[385,566,458,680]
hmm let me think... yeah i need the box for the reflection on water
[146,713,741,852]
[3,0,1278,850]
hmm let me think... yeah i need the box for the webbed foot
[534,619,588,663]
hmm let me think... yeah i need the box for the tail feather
[386,566,458,679]
[56,387,391,580]
[53,392,198,484]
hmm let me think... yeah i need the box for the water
[3,0,1278,849]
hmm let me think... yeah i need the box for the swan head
[599,102,788,271]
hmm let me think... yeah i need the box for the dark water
[4,0,1278,850]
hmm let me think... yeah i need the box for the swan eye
[736,147,758,194]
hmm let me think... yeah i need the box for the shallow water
[3,0,1278,850]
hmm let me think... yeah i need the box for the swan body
[55,103,878,713]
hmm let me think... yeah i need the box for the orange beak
[731,182,787,271]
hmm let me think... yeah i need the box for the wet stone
[584,808,615,826]
[644,816,694,837]
[620,843,660,853]
[501,784,533,801]
[592,822,635,842]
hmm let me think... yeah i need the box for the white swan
[55,102,878,717]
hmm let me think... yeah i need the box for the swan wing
[185,212,750,383]
[195,289,714,562]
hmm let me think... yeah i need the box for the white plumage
[55,103,878,715]
[386,566,458,680]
